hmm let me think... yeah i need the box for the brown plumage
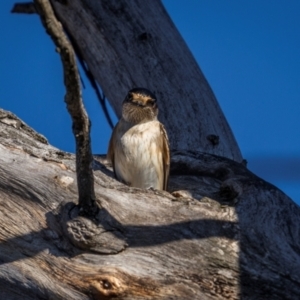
[107,88,170,190]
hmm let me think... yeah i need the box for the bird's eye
[146,98,157,106]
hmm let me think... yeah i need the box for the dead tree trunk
[2,0,300,299]
[48,0,243,163]
[1,109,300,299]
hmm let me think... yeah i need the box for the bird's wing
[160,123,170,190]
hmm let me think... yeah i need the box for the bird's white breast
[114,120,163,189]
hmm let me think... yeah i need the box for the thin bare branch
[67,43,114,129]
[11,2,37,14]
[33,0,99,216]
[12,1,114,130]
[79,60,114,130]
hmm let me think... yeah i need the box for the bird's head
[122,88,158,124]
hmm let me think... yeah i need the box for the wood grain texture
[1,108,299,299]
[49,0,243,162]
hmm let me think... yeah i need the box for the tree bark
[1,109,300,299]
[49,0,242,163]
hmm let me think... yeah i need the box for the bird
[107,88,170,190]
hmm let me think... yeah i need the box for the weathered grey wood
[1,109,300,299]
[49,0,243,163]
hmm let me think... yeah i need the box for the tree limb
[49,0,243,162]
[33,0,98,216]
[12,1,115,130]
[1,111,300,299]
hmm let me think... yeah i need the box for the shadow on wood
[1,110,300,299]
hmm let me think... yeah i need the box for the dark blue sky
[1,1,299,204]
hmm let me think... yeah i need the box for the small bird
[107,88,170,190]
